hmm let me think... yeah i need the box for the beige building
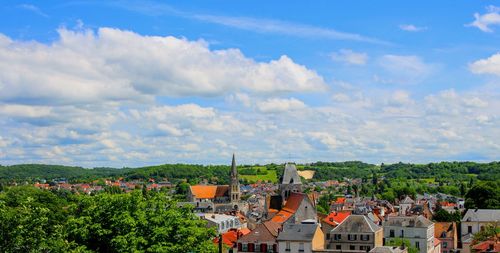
[277,222,324,253]
[328,215,384,252]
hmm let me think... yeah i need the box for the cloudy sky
[0,1,499,167]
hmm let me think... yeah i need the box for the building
[471,240,500,253]
[204,213,245,234]
[321,211,352,241]
[461,209,500,238]
[328,214,384,252]
[187,154,241,212]
[383,215,435,253]
[277,222,324,253]
[279,163,303,202]
[237,221,279,253]
[399,196,415,216]
[270,192,317,225]
[434,222,457,253]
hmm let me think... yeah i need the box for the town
[15,155,499,253]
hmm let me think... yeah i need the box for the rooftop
[277,223,319,242]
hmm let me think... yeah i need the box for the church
[187,154,241,212]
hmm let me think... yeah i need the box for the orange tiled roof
[434,222,456,239]
[190,185,218,199]
[240,228,251,235]
[334,197,346,204]
[282,192,304,213]
[472,240,500,252]
[271,210,293,223]
[323,211,352,226]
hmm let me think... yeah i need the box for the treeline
[1,161,499,184]
[0,186,217,253]
[381,161,500,181]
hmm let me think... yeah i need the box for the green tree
[385,238,419,253]
[465,181,500,209]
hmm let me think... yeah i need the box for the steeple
[231,153,237,178]
[229,153,240,204]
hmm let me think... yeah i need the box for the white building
[383,215,435,253]
[460,209,500,238]
[203,213,244,234]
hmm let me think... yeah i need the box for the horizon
[1,1,500,167]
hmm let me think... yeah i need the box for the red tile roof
[190,185,218,199]
[282,192,304,213]
[323,211,352,226]
[472,240,500,252]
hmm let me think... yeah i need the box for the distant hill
[0,161,499,183]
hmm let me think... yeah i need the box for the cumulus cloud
[256,98,306,113]
[469,53,500,76]
[0,27,326,105]
[399,24,427,32]
[330,49,368,65]
[468,5,500,32]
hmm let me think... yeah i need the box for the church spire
[231,153,237,177]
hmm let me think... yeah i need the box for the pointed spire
[231,153,237,177]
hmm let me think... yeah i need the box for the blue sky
[0,1,499,167]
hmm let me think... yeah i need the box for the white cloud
[0,27,326,105]
[330,49,368,65]
[307,132,339,150]
[399,24,427,32]
[0,104,52,118]
[387,90,414,106]
[256,98,306,113]
[469,53,500,76]
[468,6,500,32]
[377,55,433,84]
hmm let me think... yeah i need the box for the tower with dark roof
[229,153,240,203]
[279,162,303,201]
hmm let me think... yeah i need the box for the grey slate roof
[462,209,500,222]
[281,163,302,185]
[277,223,318,242]
[331,214,381,233]
[385,215,433,228]
[401,196,415,204]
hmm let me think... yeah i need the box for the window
[390,229,395,237]
[400,230,404,238]
[299,243,304,252]
[336,245,342,250]
[443,242,448,248]
[334,234,342,240]
[441,232,447,238]
[242,243,248,251]
[468,226,472,234]
[360,246,370,251]
[348,234,357,241]
[350,245,356,250]
[286,241,291,251]
[326,233,331,240]
[361,234,370,241]
[415,242,420,249]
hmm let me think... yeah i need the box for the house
[471,240,500,253]
[328,214,383,252]
[321,211,352,241]
[213,228,251,251]
[461,209,500,238]
[204,213,245,234]
[399,196,415,216]
[434,222,457,253]
[277,222,324,253]
[383,215,435,253]
[236,221,279,253]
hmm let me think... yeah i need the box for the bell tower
[229,153,240,203]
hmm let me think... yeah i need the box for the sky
[0,1,499,167]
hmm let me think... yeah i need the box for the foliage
[432,209,461,222]
[472,223,500,244]
[385,238,419,253]
[0,186,218,253]
[465,181,500,209]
